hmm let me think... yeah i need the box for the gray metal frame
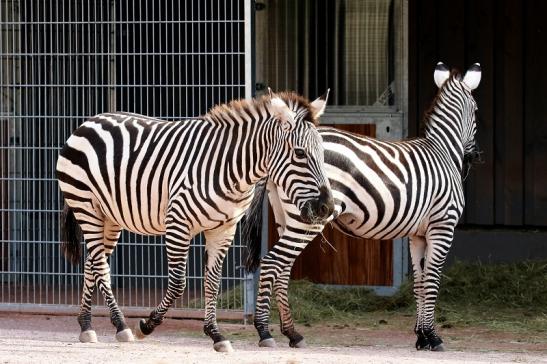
[320,0,409,295]
[1,0,255,319]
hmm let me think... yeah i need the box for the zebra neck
[203,110,273,188]
[424,112,464,172]
[243,120,273,185]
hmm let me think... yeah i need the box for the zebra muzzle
[300,186,334,223]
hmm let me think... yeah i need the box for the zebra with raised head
[244,63,482,351]
[56,90,334,352]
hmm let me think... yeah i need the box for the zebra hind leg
[135,220,191,339]
[93,254,133,342]
[78,255,98,343]
[409,235,429,350]
[74,206,132,342]
[102,222,133,342]
[202,225,237,352]
[415,231,454,352]
[275,264,306,348]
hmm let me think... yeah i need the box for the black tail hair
[60,204,82,265]
[242,178,268,273]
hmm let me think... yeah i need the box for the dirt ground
[1,313,546,364]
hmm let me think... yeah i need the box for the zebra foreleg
[77,255,97,343]
[253,250,284,348]
[274,263,306,348]
[203,225,237,352]
[136,222,191,339]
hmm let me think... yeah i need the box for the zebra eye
[294,148,306,158]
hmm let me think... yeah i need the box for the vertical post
[108,0,117,287]
[244,0,253,100]
[395,0,408,138]
[244,271,255,323]
[109,0,117,113]
[243,0,256,323]
[390,0,410,291]
[391,238,409,289]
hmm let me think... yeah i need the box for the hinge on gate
[255,1,266,11]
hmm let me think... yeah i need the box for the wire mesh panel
[0,0,251,316]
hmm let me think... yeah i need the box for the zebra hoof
[258,338,277,348]
[415,336,430,350]
[116,328,135,342]
[79,330,98,343]
[289,338,306,348]
[213,340,234,353]
[431,343,445,352]
[134,319,148,340]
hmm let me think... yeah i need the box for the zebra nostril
[319,203,331,218]
[320,204,327,215]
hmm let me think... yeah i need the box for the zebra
[243,63,482,351]
[56,90,334,352]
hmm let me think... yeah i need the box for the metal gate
[0,0,254,319]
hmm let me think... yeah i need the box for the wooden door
[268,124,393,286]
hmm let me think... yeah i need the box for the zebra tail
[60,203,82,266]
[242,178,268,273]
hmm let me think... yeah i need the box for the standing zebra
[244,63,482,351]
[56,90,334,352]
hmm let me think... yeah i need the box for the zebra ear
[310,89,330,122]
[462,63,481,91]
[270,94,295,131]
[434,62,450,88]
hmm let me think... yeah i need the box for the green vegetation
[212,260,547,333]
[267,260,547,333]
[438,260,547,307]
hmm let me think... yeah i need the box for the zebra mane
[205,91,319,126]
[420,69,462,135]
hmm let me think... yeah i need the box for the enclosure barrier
[0,0,255,320]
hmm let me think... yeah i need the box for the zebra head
[266,89,334,223]
[434,62,482,170]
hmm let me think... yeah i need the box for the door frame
[255,0,410,295]
[317,0,409,295]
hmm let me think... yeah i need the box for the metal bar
[1,20,244,25]
[243,0,255,319]
[244,0,252,99]
[0,303,244,320]
[0,52,244,56]
[0,271,244,280]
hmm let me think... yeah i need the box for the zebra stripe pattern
[56,90,334,351]
[245,63,482,351]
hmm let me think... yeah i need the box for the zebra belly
[332,189,430,241]
[335,213,425,241]
[178,187,254,235]
[100,197,167,236]
[72,185,168,236]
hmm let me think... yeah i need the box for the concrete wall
[446,228,547,266]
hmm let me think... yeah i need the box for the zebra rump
[60,203,83,266]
